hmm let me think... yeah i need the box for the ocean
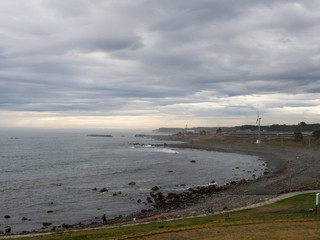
[0,129,266,233]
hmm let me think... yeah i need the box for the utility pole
[256,111,261,144]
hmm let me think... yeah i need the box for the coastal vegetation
[157,122,320,134]
[8,193,320,239]
[313,130,320,140]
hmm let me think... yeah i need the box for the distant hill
[157,122,320,134]
[158,128,184,134]
[236,122,320,132]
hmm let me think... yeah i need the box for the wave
[159,149,179,154]
[131,146,179,154]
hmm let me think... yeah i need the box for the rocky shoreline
[96,142,320,226]
[2,142,320,237]
[137,142,320,221]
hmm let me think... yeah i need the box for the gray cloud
[0,0,320,127]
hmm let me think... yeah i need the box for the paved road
[227,189,320,213]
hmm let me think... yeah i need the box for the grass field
[194,134,320,149]
[8,193,320,240]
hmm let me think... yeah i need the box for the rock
[128,181,136,186]
[21,217,28,221]
[111,191,122,196]
[42,222,52,227]
[92,188,98,191]
[238,179,247,185]
[205,207,214,214]
[4,226,11,234]
[190,160,196,163]
[100,187,108,193]
[61,224,73,229]
[4,215,10,219]
[87,134,113,137]
[47,210,53,213]
[168,170,173,173]
[137,199,142,203]
[151,186,160,191]
[146,196,153,203]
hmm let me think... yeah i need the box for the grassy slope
[165,132,320,149]
[11,193,320,240]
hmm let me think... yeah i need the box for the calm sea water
[0,129,266,233]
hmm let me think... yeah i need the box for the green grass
[11,193,320,240]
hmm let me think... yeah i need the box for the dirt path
[227,189,320,212]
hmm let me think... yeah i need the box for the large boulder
[4,226,11,234]
[99,187,108,193]
[42,222,52,227]
[151,186,160,191]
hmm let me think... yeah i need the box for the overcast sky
[0,0,319,129]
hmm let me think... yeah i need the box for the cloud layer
[1,0,320,129]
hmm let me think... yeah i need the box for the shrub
[313,129,320,140]
[294,132,303,142]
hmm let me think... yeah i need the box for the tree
[298,122,307,132]
[216,128,222,134]
[294,132,303,142]
[313,129,320,140]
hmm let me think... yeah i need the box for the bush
[294,132,303,142]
